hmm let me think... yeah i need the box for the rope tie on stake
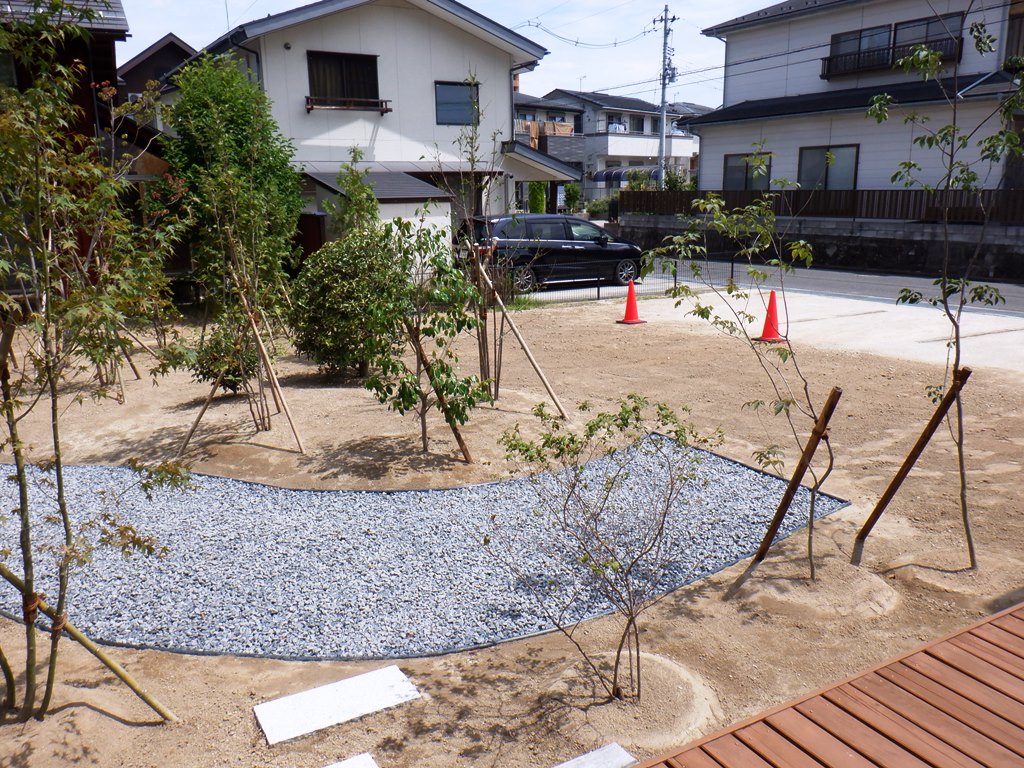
[50,612,68,639]
[22,592,41,625]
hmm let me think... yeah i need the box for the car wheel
[614,259,639,286]
[512,265,538,293]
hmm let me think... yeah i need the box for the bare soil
[1,297,1022,767]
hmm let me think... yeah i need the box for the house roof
[667,101,715,120]
[689,73,1016,127]
[637,600,1024,768]
[544,89,667,115]
[704,0,860,37]
[202,0,547,71]
[501,139,582,182]
[306,171,451,202]
[2,0,128,35]
[513,91,584,113]
[117,32,197,77]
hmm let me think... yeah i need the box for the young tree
[656,152,837,579]
[164,53,302,430]
[498,395,716,701]
[0,3,182,720]
[864,8,1014,568]
[365,216,492,462]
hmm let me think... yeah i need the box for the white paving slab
[254,665,420,745]
[554,743,636,768]
[324,755,380,768]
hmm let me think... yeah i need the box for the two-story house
[181,0,578,237]
[674,0,1024,278]
[542,89,704,200]
[693,0,1017,192]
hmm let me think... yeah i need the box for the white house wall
[257,0,514,172]
[698,100,1005,190]
[722,0,1006,106]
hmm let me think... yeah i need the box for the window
[527,219,568,240]
[606,112,625,132]
[652,117,661,135]
[435,81,478,125]
[0,53,17,88]
[827,24,891,74]
[723,154,770,191]
[894,13,963,59]
[548,112,566,123]
[629,115,645,134]
[306,51,383,111]
[570,220,609,242]
[517,111,535,121]
[798,145,858,190]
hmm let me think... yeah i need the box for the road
[535,261,1024,318]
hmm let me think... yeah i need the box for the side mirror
[594,234,609,247]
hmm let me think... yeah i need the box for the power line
[517,19,655,48]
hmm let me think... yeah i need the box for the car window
[569,220,610,242]
[528,219,568,240]
[498,217,528,240]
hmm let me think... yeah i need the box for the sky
[116,0,772,110]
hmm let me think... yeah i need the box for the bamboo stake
[0,563,178,722]
[244,309,303,454]
[176,371,225,458]
[751,386,843,564]
[852,367,972,564]
[478,267,568,420]
[117,323,161,361]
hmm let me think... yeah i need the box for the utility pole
[656,5,678,190]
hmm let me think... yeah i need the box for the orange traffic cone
[617,280,646,325]
[753,289,785,342]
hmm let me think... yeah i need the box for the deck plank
[880,662,1024,756]
[851,672,1023,765]
[925,643,1024,703]
[824,685,984,768]
[971,624,1024,661]
[794,695,932,767]
[702,734,775,768]
[765,708,876,767]
[734,721,824,768]
[952,633,1024,677]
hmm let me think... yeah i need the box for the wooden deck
[636,603,1024,767]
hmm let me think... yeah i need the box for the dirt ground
[1,295,1022,767]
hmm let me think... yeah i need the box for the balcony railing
[305,96,393,115]
[821,35,961,78]
[619,188,1024,225]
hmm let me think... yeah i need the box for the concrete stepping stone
[324,755,380,768]
[254,665,420,745]
[554,743,636,768]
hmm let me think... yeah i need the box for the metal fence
[487,255,739,306]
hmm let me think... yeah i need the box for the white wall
[721,0,1007,106]
[256,0,514,172]
[698,100,1006,190]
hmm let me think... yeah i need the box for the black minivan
[472,213,644,292]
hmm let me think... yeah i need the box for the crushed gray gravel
[0,437,845,660]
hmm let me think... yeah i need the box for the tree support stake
[0,564,178,722]
[852,367,972,564]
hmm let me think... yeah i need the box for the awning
[500,139,582,182]
[593,165,664,183]
[305,171,450,202]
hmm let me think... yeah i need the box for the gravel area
[0,437,845,660]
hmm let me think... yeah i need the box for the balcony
[514,119,574,149]
[821,35,962,79]
[305,96,393,115]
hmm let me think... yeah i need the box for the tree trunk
[1,333,37,721]
[37,327,71,718]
